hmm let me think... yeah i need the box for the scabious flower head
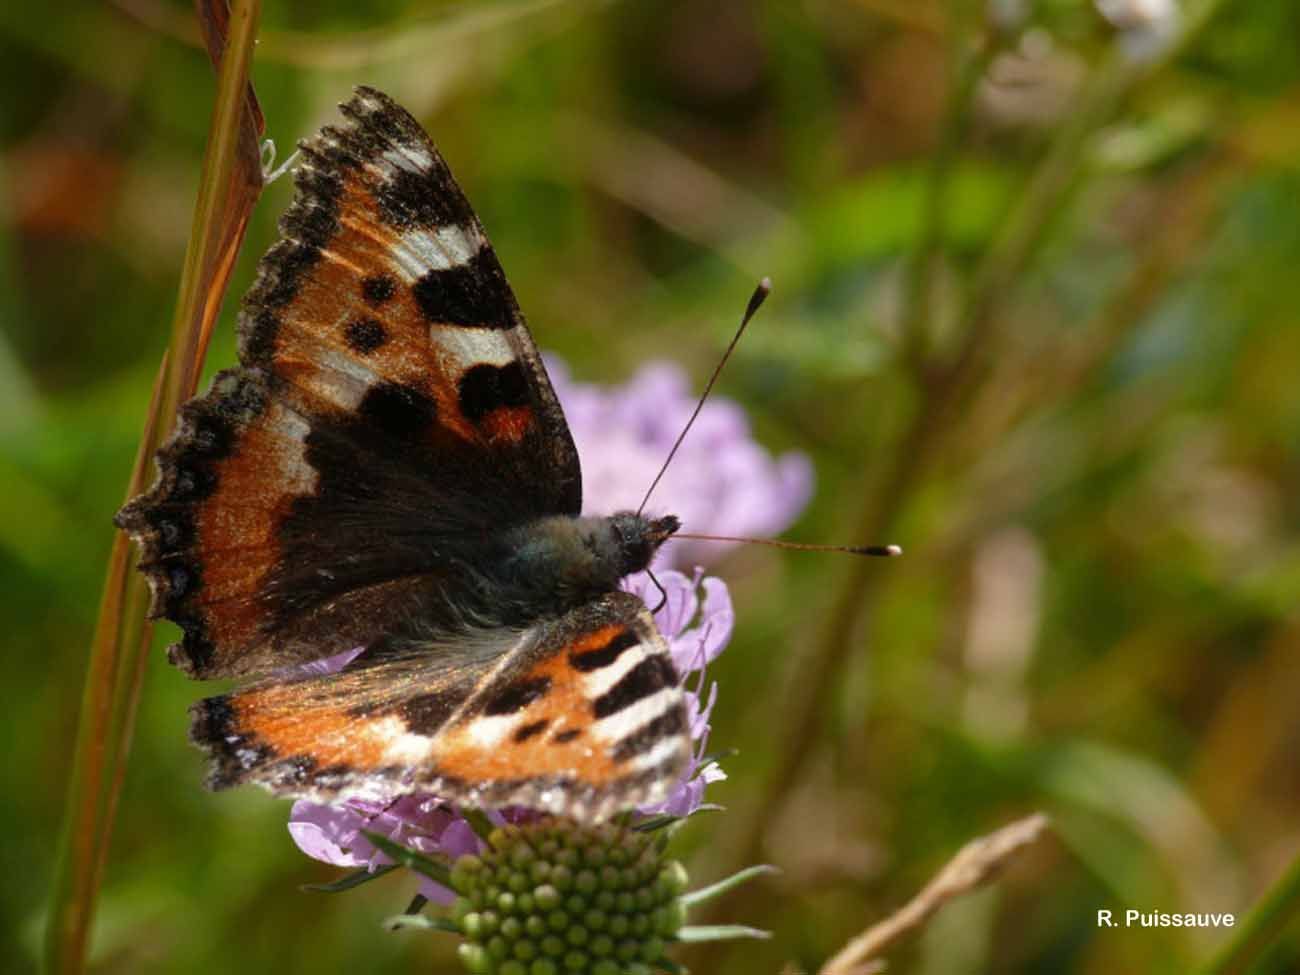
[547,357,813,570]
[448,820,690,975]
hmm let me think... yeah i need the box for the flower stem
[900,10,1004,372]
[43,361,166,975]
[43,3,263,971]
[1199,853,1300,975]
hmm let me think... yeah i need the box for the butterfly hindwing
[192,593,692,819]
[116,87,582,680]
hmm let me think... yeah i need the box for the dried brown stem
[44,3,263,971]
[817,814,1052,975]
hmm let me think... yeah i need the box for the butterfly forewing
[116,87,581,680]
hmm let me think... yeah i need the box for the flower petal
[288,800,366,866]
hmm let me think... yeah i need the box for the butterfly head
[606,511,680,577]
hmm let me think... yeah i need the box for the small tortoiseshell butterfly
[116,87,690,821]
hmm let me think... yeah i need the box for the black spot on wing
[513,719,549,743]
[411,249,514,329]
[344,318,387,354]
[593,655,677,719]
[399,689,465,736]
[375,167,475,230]
[358,382,438,439]
[361,274,396,305]
[458,362,529,422]
[552,728,583,744]
[570,630,640,673]
[484,676,551,716]
[612,703,687,763]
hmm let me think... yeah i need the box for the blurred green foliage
[6,0,1300,972]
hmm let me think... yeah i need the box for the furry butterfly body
[116,88,691,821]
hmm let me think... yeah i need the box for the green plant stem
[900,12,1001,371]
[43,3,262,971]
[932,50,1133,417]
[1200,854,1300,975]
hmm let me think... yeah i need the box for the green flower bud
[457,942,491,974]
[534,884,560,911]
[447,817,690,974]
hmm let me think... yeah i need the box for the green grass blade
[362,831,455,890]
[301,864,400,894]
[1200,853,1300,975]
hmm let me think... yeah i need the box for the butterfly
[115,87,692,822]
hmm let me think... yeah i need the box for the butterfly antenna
[636,277,772,517]
[672,533,902,558]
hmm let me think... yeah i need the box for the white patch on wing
[593,687,680,743]
[462,713,517,750]
[369,716,436,765]
[381,145,434,174]
[293,342,380,410]
[386,224,482,282]
[433,326,517,370]
[354,90,390,116]
[581,644,647,698]
[627,735,687,773]
[267,403,318,496]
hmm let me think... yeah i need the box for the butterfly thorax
[484,512,679,622]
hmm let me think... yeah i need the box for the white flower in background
[1095,0,1181,60]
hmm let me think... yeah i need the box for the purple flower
[547,357,814,569]
[289,795,474,903]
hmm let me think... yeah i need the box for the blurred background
[6,0,1300,972]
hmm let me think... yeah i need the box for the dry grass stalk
[817,813,1051,975]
